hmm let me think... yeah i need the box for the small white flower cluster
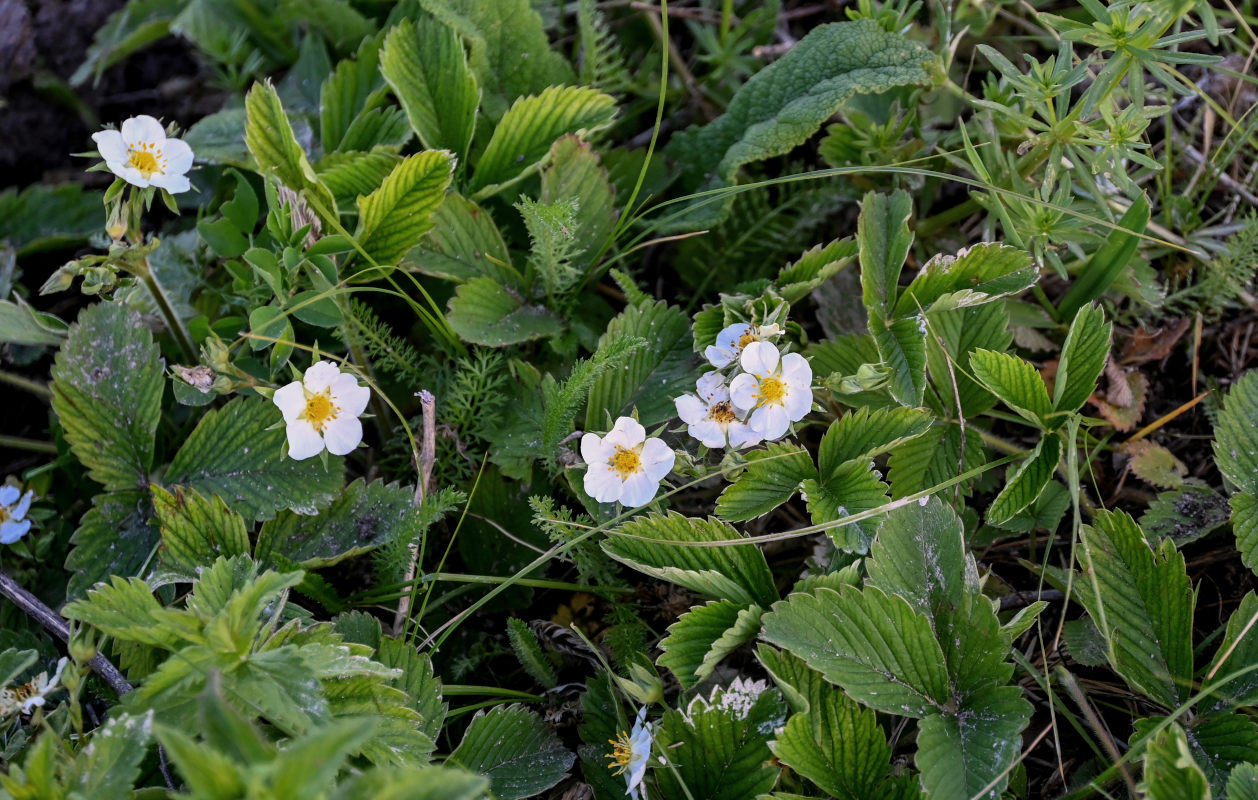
[675,323,813,447]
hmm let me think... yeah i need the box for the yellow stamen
[127,145,163,178]
[607,731,636,775]
[610,446,642,479]
[300,389,339,433]
[757,376,786,405]
[0,507,8,524]
[737,330,756,350]
[708,401,737,424]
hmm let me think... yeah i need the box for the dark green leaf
[448,705,574,800]
[381,17,477,161]
[152,485,250,576]
[716,443,814,522]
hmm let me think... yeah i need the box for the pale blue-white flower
[581,417,674,507]
[729,341,813,440]
[0,485,34,544]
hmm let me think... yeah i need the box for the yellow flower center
[0,507,9,524]
[300,389,339,433]
[708,401,737,424]
[126,144,163,178]
[737,330,756,350]
[607,731,637,776]
[610,446,642,479]
[757,376,786,405]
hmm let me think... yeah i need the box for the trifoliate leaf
[603,512,777,607]
[355,150,456,266]
[51,302,163,492]
[470,86,616,198]
[447,705,574,800]
[987,433,1062,526]
[166,397,344,522]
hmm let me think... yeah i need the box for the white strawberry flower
[272,361,371,460]
[0,485,34,545]
[91,115,194,193]
[1,658,67,717]
[729,341,813,441]
[607,707,652,800]
[704,322,783,369]
[674,372,761,450]
[581,417,675,507]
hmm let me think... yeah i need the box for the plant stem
[0,435,57,454]
[0,370,52,400]
[0,570,133,697]
[136,256,195,362]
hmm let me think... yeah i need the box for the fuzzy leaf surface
[716,443,814,522]
[447,705,574,800]
[446,277,563,346]
[355,150,455,266]
[585,300,696,429]
[659,601,763,689]
[381,17,477,161]
[153,486,250,576]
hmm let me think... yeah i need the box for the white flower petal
[727,421,761,449]
[780,353,812,382]
[323,416,363,456]
[695,372,728,404]
[584,463,623,503]
[750,404,791,440]
[689,419,727,448]
[0,519,31,545]
[607,416,646,448]
[303,360,341,392]
[149,172,190,194]
[729,373,759,411]
[286,419,325,460]
[740,341,780,376]
[272,380,307,421]
[12,490,33,521]
[704,344,736,368]
[581,432,610,465]
[332,374,371,417]
[674,394,708,425]
[618,471,660,507]
[716,323,751,350]
[784,383,813,421]
[114,164,150,188]
[0,486,17,507]
[639,438,675,481]
[91,130,127,163]
[161,137,194,174]
[121,115,166,146]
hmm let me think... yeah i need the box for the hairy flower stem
[135,256,196,362]
[0,370,52,400]
[0,570,133,697]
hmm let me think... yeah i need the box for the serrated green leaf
[866,496,967,624]
[470,86,616,197]
[166,397,344,522]
[71,0,181,87]
[1138,722,1211,800]
[655,681,784,800]
[872,315,927,407]
[987,434,1061,526]
[376,637,447,746]
[1052,303,1112,416]
[153,485,249,576]
[887,423,984,500]
[255,479,420,569]
[1229,762,1258,800]
[716,443,814,522]
[272,718,378,796]
[415,0,574,122]
[1078,509,1194,709]
[1139,484,1230,546]
[0,183,103,256]
[446,276,564,347]
[1184,713,1258,794]
[1205,592,1258,710]
[895,243,1037,316]
[245,81,337,219]
[320,37,387,154]
[658,601,763,689]
[355,150,455,266]
[404,193,519,286]
[65,490,158,600]
[915,685,1031,800]
[777,239,857,304]
[183,108,250,167]
[859,190,914,323]
[819,407,933,469]
[803,460,889,553]
[926,301,1012,418]
[317,149,402,210]
[381,17,477,162]
[1234,492,1258,576]
[0,298,68,346]
[541,136,616,270]
[603,512,777,607]
[584,300,697,430]
[448,705,574,800]
[1215,371,1258,497]
[51,302,163,492]
[969,348,1052,427]
[332,765,490,800]
[667,21,937,228]
[63,575,201,650]
[0,649,38,688]
[65,711,155,798]
[761,585,949,716]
